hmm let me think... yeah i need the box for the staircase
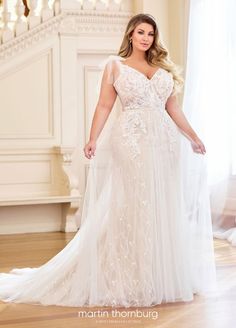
[0,0,132,234]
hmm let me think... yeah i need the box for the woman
[0,13,216,307]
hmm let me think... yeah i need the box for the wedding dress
[0,55,217,308]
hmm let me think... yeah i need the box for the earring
[129,38,132,43]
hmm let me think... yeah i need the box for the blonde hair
[118,13,184,95]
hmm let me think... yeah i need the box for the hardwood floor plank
[0,233,235,328]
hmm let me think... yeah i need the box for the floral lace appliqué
[120,111,147,160]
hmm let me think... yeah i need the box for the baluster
[41,0,54,21]
[15,0,28,36]
[53,0,60,15]
[95,0,107,11]
[82,0,94,10]
[60,0,81,10]
[108,0,121,12]
[57,146,82,232]
[27,0,41,28]
[0,0,14,44]
[120,0,131,11]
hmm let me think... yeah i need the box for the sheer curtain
[183,0,236,245]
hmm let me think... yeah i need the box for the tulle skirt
[0,107,217,307]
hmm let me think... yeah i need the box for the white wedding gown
[0,55,217,308]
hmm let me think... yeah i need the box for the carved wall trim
[60,10,132,35]
[0,14,63,61]
[0,10,132,62]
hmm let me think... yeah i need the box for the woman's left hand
[191,137,206,155]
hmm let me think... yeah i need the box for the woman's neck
[128,51,146,62]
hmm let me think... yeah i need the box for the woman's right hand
[83,140,96,159]
[191,136,206,155]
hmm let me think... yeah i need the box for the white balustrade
[108,0,121,12]
[15,0,28,36]
[41,0,54,22]
[82,0,94,10]
[0,0,14,43]
[0,0,126,45]
[95,0,107,11]
[53,0,60,15]
[27,0,41,28]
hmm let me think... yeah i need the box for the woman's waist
[122,105,164,112]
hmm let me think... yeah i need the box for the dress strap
[97,55,125,86]
[98,54,125,70]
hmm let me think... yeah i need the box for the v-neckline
[120,62,162,81]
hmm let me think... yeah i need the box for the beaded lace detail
[108,57,179,160]
[113,59,174,110]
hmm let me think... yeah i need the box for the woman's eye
[137,31,154,36]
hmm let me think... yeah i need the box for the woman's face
[131,22,155,52]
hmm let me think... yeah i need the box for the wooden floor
[0,232,235,328]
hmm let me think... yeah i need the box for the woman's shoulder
[97,55,124,85]
[98,55,125,70]
[106,55,125,63]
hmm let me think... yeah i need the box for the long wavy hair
[118,13,183,95]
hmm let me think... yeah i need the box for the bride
[0,13,216,308]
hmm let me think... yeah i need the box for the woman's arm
[165,94,206,154]
[84,64,117,159]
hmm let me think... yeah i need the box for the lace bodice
[105,56,174,111]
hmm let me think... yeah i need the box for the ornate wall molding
[60,10,132,35]
[0,14,64,61]
[0,10,132,62]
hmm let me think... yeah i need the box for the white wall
[134,0,170,48]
